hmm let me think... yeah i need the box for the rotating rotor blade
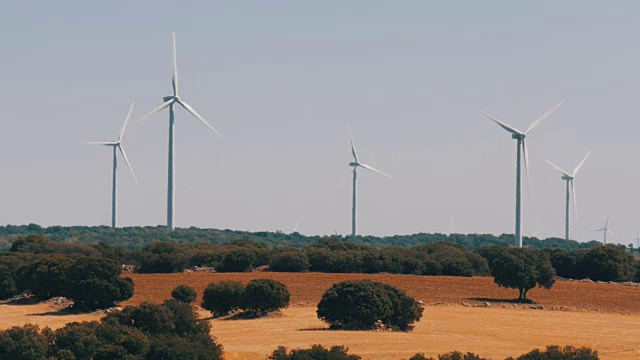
[348,126,359,162]
[525,100,564,134]
[590,228,604,233]
[571,180,579,220]
[522,139,531,197]
[605,214,610,228]
[118,145,138,185]
[473,107,523,135]
[82,141,118,146]
[118,102,135,142]
[546,160,571,177]
[359,163,393,179]
[177,100,222,138]
[332,171,353,192]
[135,100,172,124]
[607,227,614,236]
[572,151,591,177]
[172,32,178,97]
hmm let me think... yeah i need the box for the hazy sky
[2,1,639,244]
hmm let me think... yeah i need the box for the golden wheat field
[2,273,640,359]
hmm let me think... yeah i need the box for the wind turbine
[83,103,138,228]
[136,33,222,232]
[592,215,614,244]
[348,127,392,237]
[546,151,591,241]
[475,101,563,247]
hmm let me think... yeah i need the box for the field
[2,273,640,359]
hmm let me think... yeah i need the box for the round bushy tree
[242,279,290,313]
[491,248,555,302]
[577,245,635,282]
[317,280,423,331]
[217,249,256,272]
[201,281,244,316]
[269,251,310,272]
[65,257,134,310]
[171,285,197,304]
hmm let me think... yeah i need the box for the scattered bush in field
[17,255,73,298]
[65,257,134,310]
[577,246,635,282]
[217,248,256,272]
[171,285,197,303]
[201,281,245,316]
[317,280,423,331]
[506,345,599,360]
[268,344,361,360]
[242,279,290,313]
[270,250,310,272]
[438,352,490,360]
[491,248,556,302]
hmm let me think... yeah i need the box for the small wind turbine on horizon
[348,127,392,237]
[592,215,614,244]
[83,103,138,228]
[136,32,222,232]
[474,101,563,247]
[546,151,591,241]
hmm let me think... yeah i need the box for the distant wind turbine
[348,127,392,237]
[475,101,563,247]
[136,33,222,232]
[546,151,591,241]
[591,215,614,244]
[83,103,138,228]
[292,218,301,233]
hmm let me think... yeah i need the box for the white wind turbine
[592,215,614,244]
[83,103,138,228]
[546,151,591,241]
[348,128,392,237]
[136,33,222,232]
[475,101,563,248]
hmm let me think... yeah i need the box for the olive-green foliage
[270,250,310,272]
[17,255,73,298]
[317,280,423,331]
[65,257,134,310]
[268,344,362,360]
[218,248,256,272]
[491,248,556,302]
[201,281,245,315]
[242,279,290,313]
[137,242,188,274]
[171,285,197,303]
[506,345,599,360]
[0,324,53,360]
[576,246,635,282]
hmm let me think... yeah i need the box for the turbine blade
[571,180,579,220]
[82,141,117,146]
[546,160,571,177]
[135,100,172,124]
[359,163,393,178]
[118,145,138,185]
[606,214,610,228]
[473,107,523,135]
[118,102,135,142]
[348,125,359,162]
[177,100,222,138]
[607,227,614,236]
[522,140,531,197]
[572,151,591,177]
[525,100,564,134]
[293,218,301,233]
[172,32,178,97]
[332,171,353,192]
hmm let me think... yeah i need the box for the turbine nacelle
[511,133,526,140]
[561,175,573,181]
[349,162,358,167]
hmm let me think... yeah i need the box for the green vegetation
[317,280,423,331]
[491,248,556,302]
[171,285,197,304]
[269,345,362,360]
[201,279,290,317]
[201,281,245,316]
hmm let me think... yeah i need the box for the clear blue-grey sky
[1,1,638,244]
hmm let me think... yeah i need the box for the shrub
[270,250,310,272]
[0,324,53,360]
[17,255,73,298]
[268,344,361,360]
[201,281,244,315]
[317,280,423,331]
[66,257,134,310]
[217,249,256,272]
[508,345,598,360]
[438,352,489,360]
[577,246,635,282]
[171,285,197,303]
[242,279,290,313]
[491,248,556,302]
[0,265,18,300]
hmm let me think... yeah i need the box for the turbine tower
[348,128,392,237]
[137,33,222,232]
[475,101,563,248]
[592,215,614,244]
[83,103,138,228]
[546,151,591,241]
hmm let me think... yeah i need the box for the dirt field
[2,273,640,359]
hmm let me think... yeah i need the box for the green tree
[508,345,598,360]
[17,255,73,299]
[0,324,53,360]
[491,248,556,302]
[66,257,134,310]
[577,246,635,282]
[242,279,290,314]
[268,344,361,360]
[171,285,197,304]
[201,281,244,316]
[269,250,310,272]
[317,280,423,331]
